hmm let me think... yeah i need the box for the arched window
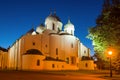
[56,48,58,55]
[71,57,76,65]
[71,43,73,48]
[85,63,88,67]
[37,59,40,66]
[84,50,86,54]
[45,44,47,48]
[52,23,55,30]
[71,30,73,35]
[52,64,55,68]
[33,42,35,45]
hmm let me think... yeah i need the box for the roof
[81,56,93,61]
[39,23,45,27]
[59,32,71,35]
[43,56,65,62]
[0,47,8,52]
[64,20,74,29]
[26,28,35,34]
[47,13,61,22]
[26,28,39,35]
[48,31,72,35]
[23,49,43,55]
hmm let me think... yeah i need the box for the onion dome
[36,23,45,34]
[45,12,62,26]
[64,20,74,30]
[45,13,61,22]
[45,12,63,32]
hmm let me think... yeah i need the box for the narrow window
[52,23,55,30]
[84,50,86,54]
[85,63,88,67]
[56,48,58,55]
[62,65,64,68]
[71,30,73,35]
[71,57,76,65]
[58,27,60,32]
[71,57,74,64]
[33,42,35,46]
[37,60,40,66]
[45,44,47,48]
[66,58,69,64]
[71,43,73,48]
[52,64,55,68]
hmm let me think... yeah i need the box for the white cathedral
[0,13,95,70]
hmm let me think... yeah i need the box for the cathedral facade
[0,13,95,70]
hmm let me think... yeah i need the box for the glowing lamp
[108,51,112,55]
[108,50,113,77]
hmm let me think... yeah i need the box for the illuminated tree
[87,0,120,70]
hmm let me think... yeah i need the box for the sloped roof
[59,32,71,35]
[81,56,93,61]
[23,49,43,55]
[48,13,61,22]
[48,31,71,35]
[26,28,35,34]
[26,28,39,35]
[0,47,8,52]
[43,56,65,62]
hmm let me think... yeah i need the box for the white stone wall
[8,38,23,70]
[43,61,66,70]
[43,61,78,70]
[45,18,62,32]
[49,34,62,59]
[8,29,93,70]
[41,33,50,56]
[49,34,79,66]
[80,43,90,57]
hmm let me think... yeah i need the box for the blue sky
[0,0,104,55]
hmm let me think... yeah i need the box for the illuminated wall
[7,13,94,70]
[79,60,95,70]
[79,43,90,58]
[22,54,45,70]
[0,50,8,69]
[64,20,75,35]
[45,15,63,32]
[8,40,20,69]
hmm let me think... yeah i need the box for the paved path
[0,71,106,80]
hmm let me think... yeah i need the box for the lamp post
[108,51,112,77]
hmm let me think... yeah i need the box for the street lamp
[108,51,112,77]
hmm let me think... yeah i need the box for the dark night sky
[0,0,104,55]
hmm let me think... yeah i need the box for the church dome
[45,13,63,32]
[36,24,45,34]
[64,19,75,35]
[64,20,74,30]
[45,13,61,22]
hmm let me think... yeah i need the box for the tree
[87,0,120,70]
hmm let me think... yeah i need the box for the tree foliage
[87,0,120,69]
